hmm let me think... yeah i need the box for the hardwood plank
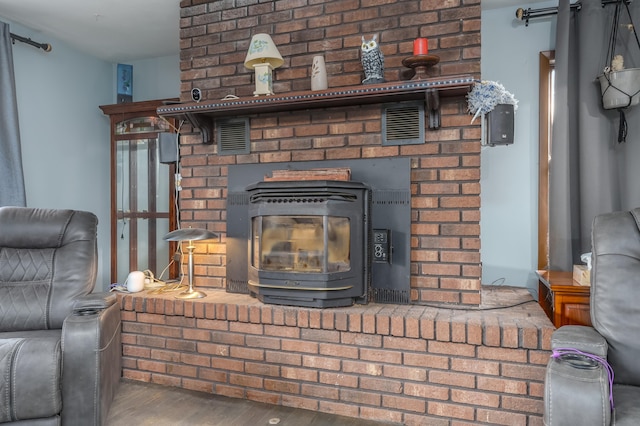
[106,381,394,426]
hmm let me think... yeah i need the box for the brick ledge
[119,286,553,350]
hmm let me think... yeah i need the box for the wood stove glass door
[252,215,351,274]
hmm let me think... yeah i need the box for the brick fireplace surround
[120,1,556,425]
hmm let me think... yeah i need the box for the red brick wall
[177,0,482,305]
[120,292,552,425]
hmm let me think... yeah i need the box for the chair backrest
[591,207,640,386]
[0,207,98,331]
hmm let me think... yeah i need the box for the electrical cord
[171,121,186,287]
[147,120,189,296]
[419,299,537,311]
[417,277,537,311]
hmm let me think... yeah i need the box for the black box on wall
[486,104,514,146]
[158,132,177,164]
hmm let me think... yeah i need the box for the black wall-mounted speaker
[158,132,177,164]
[486,104,514,146]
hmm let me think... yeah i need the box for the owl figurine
[360,35,385,84]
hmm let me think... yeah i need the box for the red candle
[413,38,428,56]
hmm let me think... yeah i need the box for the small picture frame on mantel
[117,63,133,103]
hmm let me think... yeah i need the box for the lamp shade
[164,228,217,242]
[244,34,284,70]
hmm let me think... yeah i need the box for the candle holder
[402,54,440,80]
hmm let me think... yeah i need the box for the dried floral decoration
[467,80,518,123]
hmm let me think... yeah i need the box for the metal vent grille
[372,190,411,205]
[227,279,249,294]
[217,118,249,155]
[382,101,424,146]
[370,288,410,304]
[249,190,358,204]
[228,192,250,206]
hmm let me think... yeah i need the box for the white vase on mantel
[311,55,328,91]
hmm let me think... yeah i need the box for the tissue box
[573,265,591,286]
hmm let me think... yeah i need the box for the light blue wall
[5,18,179,290]
[8,20,113,289]
[480,3,557,297]
[114,55,180,103]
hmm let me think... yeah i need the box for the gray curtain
[550,0,639,270]
[0,21,26,207]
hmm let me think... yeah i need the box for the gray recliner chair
[544,208,640,425]
[0,207,121,425]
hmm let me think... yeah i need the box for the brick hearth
[120,288,553,425]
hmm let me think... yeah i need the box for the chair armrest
[72,292,117,315]
[551,325,608,357]
[544,325,612,426]
[61,301,121,426]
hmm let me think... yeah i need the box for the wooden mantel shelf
[157,75,475,144]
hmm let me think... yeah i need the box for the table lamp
[244,33,284,96]
[163,227,218,299]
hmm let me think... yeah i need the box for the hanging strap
[623,1,640,50]
[602,1,639,143]
[604,2,620,68]
[617,108,628,143]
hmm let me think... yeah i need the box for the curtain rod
[516,0,630,26]
[9,32,52,52]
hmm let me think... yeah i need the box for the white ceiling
[0,0,548,63]
[0,0,180,62]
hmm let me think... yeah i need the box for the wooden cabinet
[537,270,592,328]
[99,100,178,284]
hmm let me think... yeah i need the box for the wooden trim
[109,114,118,282]
[156,76,475,120]
[148,138,158,275]
[100,99,178,116]
[129,141,139,272]
[538,51,554,270]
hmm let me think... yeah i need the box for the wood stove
[226,159,411,307]
[246,180,370,308]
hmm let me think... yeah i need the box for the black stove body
[226,159,412,308]
[246,180,370,308]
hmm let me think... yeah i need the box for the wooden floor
[106,380,393,426]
